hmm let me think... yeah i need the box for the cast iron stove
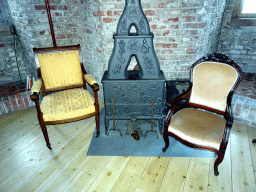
[102,0,166,136]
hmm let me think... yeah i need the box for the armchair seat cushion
[168,108,226,150]
[41,88,95,122]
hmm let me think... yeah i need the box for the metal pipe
[45,0,57,47]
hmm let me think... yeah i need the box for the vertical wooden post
[45,0,57,47]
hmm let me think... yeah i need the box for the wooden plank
[247,124,256,182]
[0,107,35,131]
[0,108,37,151]
[0,108,20,124]
[0,119,41,164]
[207,137,232,192]
[182,157,210,191]
[0,117,94,191]
[159,157,190,192]
[39,154,92,192]
[14,119,95,192]
[64,156,112,192]
[111,156,151,192]
[230,122,256,192]
[135,157,170,192]
[85,156,131,192]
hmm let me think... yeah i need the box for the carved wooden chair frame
[162,53,242,176]
[30,45,100,150]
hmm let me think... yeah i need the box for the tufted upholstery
[37,50,83,91]
[168,108,226,150]
[40,88,95,122]
[190,62,238,112]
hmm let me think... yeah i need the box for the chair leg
[162,130,170,152]
[38,112,52,150]
[95,113,100,137]
[214,152,225,176]
[252,139,256,143]
[41,125,52,150]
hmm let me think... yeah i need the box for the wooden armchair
[162,53,242,176]
[30,45,100,150]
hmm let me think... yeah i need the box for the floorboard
[0,107,256,192]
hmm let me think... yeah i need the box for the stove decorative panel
[102,0,166,136]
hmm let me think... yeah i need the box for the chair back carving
[190,62,239,112]
[34,45,83,92]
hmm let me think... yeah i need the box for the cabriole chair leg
[214,152,224,176]
[162,130,170,152]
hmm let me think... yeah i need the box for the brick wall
[5,0,227,91]
[0,0,28,84]
[99,0,226,81]
[7,0,84,81]
[218,0,256,73]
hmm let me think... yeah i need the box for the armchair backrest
[34,45,83,92]
[189,61,240,112]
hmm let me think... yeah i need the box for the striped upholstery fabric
[41,89,95,122]
[37,50,83,91]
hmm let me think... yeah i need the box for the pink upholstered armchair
[162,53,242,176]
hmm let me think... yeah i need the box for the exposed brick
[93,11,105,16]
[10,95,18,111]
[168,17,179,22]
[145,10,155,16]
[0,101,6,114]
[185,23,206,28]
[161,50,173,54]
[39,30,46,35]
[21,92,30,108]
[56,35,66,39]
[35,5,56,10]
[96,48,102,53]
[103,18,116,23]
[158,3,165,8]
[186,48,196,54]
[16,93,25,110]
[114,11,122,16]
[67,34,76,38]
[25,91,34,107]
[151,24,158,29]
[170,25,179,29]
[163,30,170,36]
[86,29,93,33]
[155,43,177,48]
[34,5,45,10]
[3,97,12,112]
[183,16,196,22]
[107,10,112,16]
[52,12,62,16]
[248,108,256,121]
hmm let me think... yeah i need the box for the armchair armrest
[31,80,42,94]
[84,74,99,92]
[84,74,97,86]
[164,83,192,131]
[224,91,234,126]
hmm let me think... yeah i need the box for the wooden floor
[0,107,255,192]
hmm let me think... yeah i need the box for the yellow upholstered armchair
[30,45,100,150]
[162,53,242,176]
